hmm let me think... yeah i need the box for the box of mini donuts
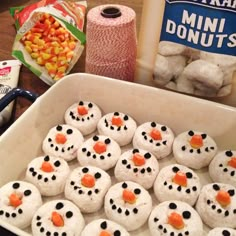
[0,73,236,235]
[136,0,236,106]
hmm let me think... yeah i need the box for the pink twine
[85,4,137,81]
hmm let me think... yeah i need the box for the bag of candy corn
[10,0,87,85]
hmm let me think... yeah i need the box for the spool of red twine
[85,4,137,82]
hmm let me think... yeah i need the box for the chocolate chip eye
[172,166,180,173]
[56,125,62,131]
[12,182,20,189]
[44,155,50,161]
[79,101,84,105]
[56,202,64,210]
[225,150,233,157]
[122,182,127,188]
[114,112,119,116]
[88,103,93,108]
[169,202,177,209]
[124,115,129,121]
[132,149,139,154]
[67,129,73,135]
[134,188,141,194]
[144,153,151,159]
[24,190,32,196]
[228,189,235,196]
[93,135,99,141]
[114,230,121,236]
[65,211,73,218]
[100,221,107,229]
[161,126,167,131]
[82,167,89,173]
[182,211,191,219]
[212,184,220,191]
[201,133,207,139]
[105,138,111,144]
[186,172,193,179]
[188,130,194,136]
[95,172,101,179]
[54,160,61,167]
[222,230,230,236]
[151,122,156,127]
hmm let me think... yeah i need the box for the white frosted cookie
[42,124,84,161]
[81,219,130,236]
[25,155,70,196]
[209,150,236,187]
[104,181,152,231]
[132,121,175,159]
[114,148,159,189]
[31,200,84,236]
[196,183,236,228]
[0,181,42,229]
[153,164,201,206]
[173,130,217,169]
[64,166,111,213]
[77,135,121,171]
[97,112,137,146]
[64,100,102,136]
[208,227,236,236]
[148,200,203,236]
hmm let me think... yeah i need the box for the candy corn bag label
[11,1,86,85]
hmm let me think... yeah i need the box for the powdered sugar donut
[208,227,236,236]
[104,181,152,231]
[31,200,84,236]
[77,135,121,171]
[81,219,130,236]
[42,124,84,161]
[0,181,42,229]
[132,121,175,159]
[64,100,102,136]
[196,183,236,228]
[173,130,217,169]
[148,200,203,236]
[209,150,236,187]
[97,112,137,146]
[25,155,70,196]
[64,166,111,213]
[114,148,159,189]
[153,164,201,206]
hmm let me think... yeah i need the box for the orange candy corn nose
[150,129,162,140]
[190,134,203,149]
[112,116,123,127]
[41,161,54,172]
[51,211,64,227]
[132,153,146,166]
[99,231,111,236]
[55,133,67,144]
[228,157,236,169]
[9,193,22,208]
[93,141,107,154]
[216,190,231,207]
[81,174,95,188]
[172,171,187,187]
[122,189,136,204]
[77,105,88,116]
[168,212,184,229]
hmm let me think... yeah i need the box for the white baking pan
[0,73,236,235]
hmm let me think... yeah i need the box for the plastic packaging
[0,60,21,126]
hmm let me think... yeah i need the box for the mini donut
[173,130,217,169]
[64,100,102,136]
[64,166,111,213]
[148,200,203,236]
[25,155,70,196]
[0,181,42,229]
[81,219,130,236]
[77,135,121,171]
[209,150,236,187]
[158,41,187,56]
[208,227,236,236]
[114,148,159,189]
[153,164,201,206]
[104,181,152,231]
[42,124,84,161]
[132,121,175,159]
[196,183,236,228]
[97,112,137,146]
[31,199,85,236]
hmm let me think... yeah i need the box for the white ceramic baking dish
[0,73,236,236]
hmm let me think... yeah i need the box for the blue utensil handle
[0,88,38,112]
